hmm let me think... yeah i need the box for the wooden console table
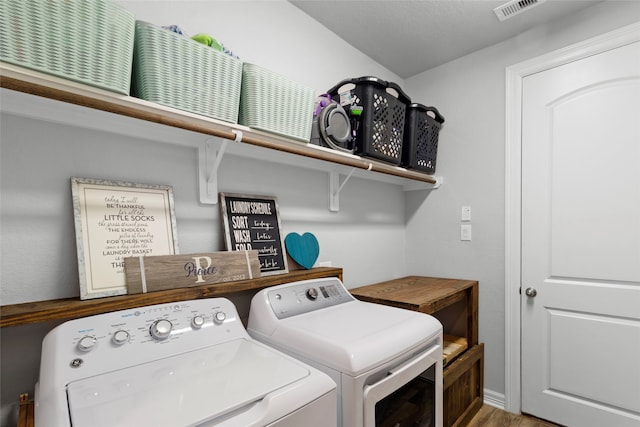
[350,276,483,427]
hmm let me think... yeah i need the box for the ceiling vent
[494,0,547,21]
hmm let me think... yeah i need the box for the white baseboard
[483,388,506,410]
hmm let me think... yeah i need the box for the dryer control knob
[149,319,173,340]
[213,312,226,324]
[192,315,205,329]
[77,335,97,352]
[306,287,319,301]
[112,330,130,346]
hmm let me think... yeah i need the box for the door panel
[550,81,640,282]
[548,308,640,412]
[521,40,640,427]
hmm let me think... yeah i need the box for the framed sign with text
[220,193,288,276]
[71,177,179,299]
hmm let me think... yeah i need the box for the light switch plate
[461,206,471,221]
[461,224,472,241]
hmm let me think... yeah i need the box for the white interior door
[521,40,640,427]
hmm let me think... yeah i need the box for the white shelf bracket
[402,175,444,191]
[329,168,357,212]
[198,131,243,204]
[431,175,444,189]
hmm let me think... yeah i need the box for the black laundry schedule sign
[220,193,288,276]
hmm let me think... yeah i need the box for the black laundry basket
[402,104,445,174]
[328,76,411,165]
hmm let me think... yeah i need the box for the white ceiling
[289,0,604,78]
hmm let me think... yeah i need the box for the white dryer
[35,297,336,427]
[248,277,443,427]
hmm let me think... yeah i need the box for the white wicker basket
[132,21,243,123]
[0,0,135,94]
[239,64,315,142]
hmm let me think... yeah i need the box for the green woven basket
[132,21,242,123]
[239,64,315,142]
[0,0,135,94]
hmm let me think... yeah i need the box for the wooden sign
[219,193,288,276]
[124,251,261,294]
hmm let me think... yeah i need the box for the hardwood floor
[466,405,561,427]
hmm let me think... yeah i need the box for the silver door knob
[525,287,537,297]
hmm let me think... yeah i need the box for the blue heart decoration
[285,232,320,270]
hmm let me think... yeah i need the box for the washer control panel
[41,298,245,380]
[266,277,355,319]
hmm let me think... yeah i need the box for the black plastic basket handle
[425,106,445,124]
[327,76,411,104]
[385,80,411,105]
[326,76,380,95]
[412,103,445,124]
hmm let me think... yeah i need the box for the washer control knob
[112,330,130,346]
[213,312,226,324]
[191,315,205,329]
[149,319,173,340]
[306,287,319,301]
[77,335,97,352]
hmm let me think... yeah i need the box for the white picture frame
[71,177,179,299]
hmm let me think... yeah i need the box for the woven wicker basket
[0,0,135,94]
[239,64,315,142]
[132,21,242,123]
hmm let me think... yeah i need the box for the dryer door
[363,343,442,427]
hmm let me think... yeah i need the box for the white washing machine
[34,297,337,427]
[247,277,443,427]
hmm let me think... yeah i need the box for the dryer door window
[363,344,440,427]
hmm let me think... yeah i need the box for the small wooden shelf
[0,267,343,328]
[350,276,478,345]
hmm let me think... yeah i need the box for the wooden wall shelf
[0,62,442,207]
[0,267,343,328]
